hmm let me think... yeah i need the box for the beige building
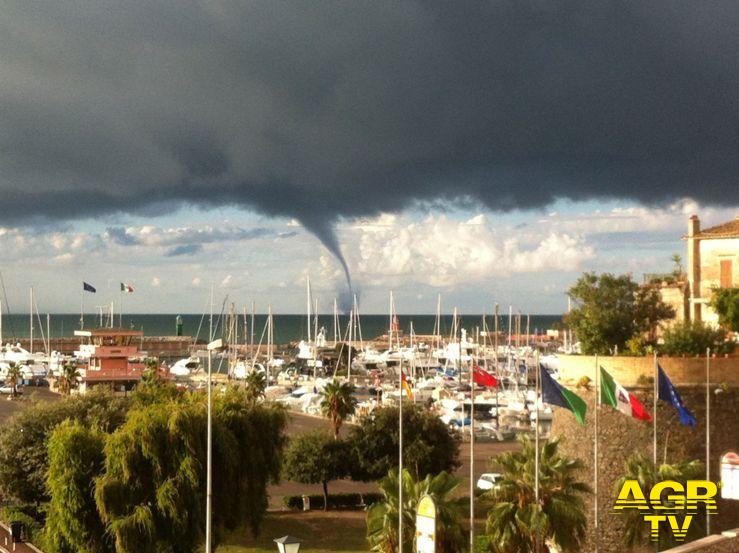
[685,214,739,326]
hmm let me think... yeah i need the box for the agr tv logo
[614,480,718,541]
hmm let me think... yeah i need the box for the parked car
[476,472,503,491]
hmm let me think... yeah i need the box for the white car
[476,473,503,491]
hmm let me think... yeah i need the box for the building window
[720,259,733,288]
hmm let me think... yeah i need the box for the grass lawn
[216,510,369,552]
[216,508,490,553]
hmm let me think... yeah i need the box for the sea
[0,313,564,345]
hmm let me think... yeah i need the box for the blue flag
[83,282,96,293]
[658,364,697,426]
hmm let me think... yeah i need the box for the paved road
[0,387,60,424]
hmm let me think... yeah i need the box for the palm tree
[59,361,80,395]
[141,357,160,384]
[484,436,591,553]
[671,253,684,278]
[320,379,357,439]
[366,468,466,553]
[617,452,703,549]
[5,362,22,398]
[244,370,266,404]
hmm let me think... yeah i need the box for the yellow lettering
[615,480,649,511]
[650,481,685,510]
[668,515,693,541]
[643,515,666,542]
[686,481,718,512]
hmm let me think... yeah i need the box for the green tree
[43,420,110,553]
[320,379,357,438]
[635,284,676,341]
[366,468,466,553]
[244,371,267,404]
[709,287,739,331]
[282,430,350,510]
[661,320,734,355]
[567,272,674,354]
[616,452,704,549]
[59,361,80,395]
[483,436,590,553]
[0,389,129,505]
[349,403,460,481]
[95,386,286,552]
[6,361,22,397]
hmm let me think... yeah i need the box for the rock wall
[661,529,739,553]
[555,354,738,387]
[551,386,739,553]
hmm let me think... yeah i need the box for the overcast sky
[1,2,737,314]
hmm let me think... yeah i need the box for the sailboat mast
[435,293,441,350]
[243,306,248,346]
[250,301,255,351]
[29,287,34,355]
[494,303,499,371]
[388,291,394,351]
[267,305,273,362]
[333,298,338,344]
[306,276,312,343]
[209,283,214,342]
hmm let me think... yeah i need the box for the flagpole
[80,289,84,330]
[653,351,658,466]
[706,347,711,536]
[470,339,475,552]
[534,350,540,552]
[119,287,123,327]
[594,354,599,553]
[398,353,403,553]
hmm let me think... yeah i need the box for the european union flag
[658,364,697,426]
[83,282,96,293]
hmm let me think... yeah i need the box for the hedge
[283,492,383,510]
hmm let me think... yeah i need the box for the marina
[0,292,563,443]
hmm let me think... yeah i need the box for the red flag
[473,366,498,388]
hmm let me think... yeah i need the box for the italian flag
[120,283,134,293]
[600,366,651,421]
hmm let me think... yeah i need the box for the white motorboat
[169,356,201,377]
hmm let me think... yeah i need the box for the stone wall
[551,385,739,553]
[555,354,738,387]
[661,529,739,553]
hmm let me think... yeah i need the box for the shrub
[626,335,655,356]
[282,492,383,510]
[661,321,734,355]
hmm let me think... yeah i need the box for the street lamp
[273,535,301,553]
[205,338,223,553]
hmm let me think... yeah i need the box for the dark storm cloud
[1,1,737,280]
